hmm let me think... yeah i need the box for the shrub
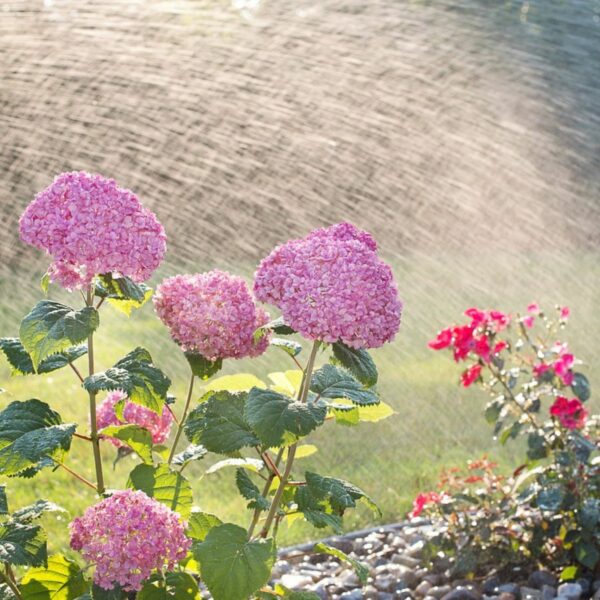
[0,172,402,599]
[419,305,599,579]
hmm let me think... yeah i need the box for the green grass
[0,251,598,557]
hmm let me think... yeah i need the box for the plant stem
[168,373,195,465]
[1,565,23,600]
[56,462,98,491]
[258,340,320,538]
[86,287,105,495]
[73,432,92,442]
[69,362,85,383]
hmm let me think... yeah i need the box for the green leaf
[184,391,259,453]
[0,338,87,377]
[20,554,88,600]
[12,501,65,524]
[235,469,269,511]
[270,339,302,357]
[84,347,170,414]
[137,573,199,600]
[95,273,152,316]
[575,540,600,569]
[571,372,591,402]
[185,352,222,381]
[90,584,124,600]
[295,472,380,532]
[0,583,18,599]
[0,400,76,477]
[40,273,50,296]
[310,365,379,406]
[187,512,223,542]
[100,425,153,464]
[329,404,360,427]
[205,457,264,475]
[0,521,46,567]
[127,464,193,518]
[536,486,564,512]
[0,485,7,515]
[331,343,377,387]
[202,374,266,394]
[484,400,502,424]
[261,317,296,336]
[313,542,368,584]
[559,565,579,581]
[578,499,600,529]
[20,301,99,370]
[526,432,548,460]
[193,523,275,600]
[171,445,207,468]
[244,388,327,447]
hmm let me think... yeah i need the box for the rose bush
[417,305,599,581]
[0,172,402,599]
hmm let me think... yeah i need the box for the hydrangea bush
[0,172,402,599]
[418,306,599,580]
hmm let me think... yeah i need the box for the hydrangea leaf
[84,347,170,414]
[193,523,276,600]
[0,485,7,515]
[261,317,296,336]
[313,543,368,584]
[171,444,207,467]
[95,273,152,316]
[184,352,222,381]
[90,584,124,600]
[186,512,223,542]
[331,342,378,387]
[310,365,379,406]
[203,373,266,393]
[137,573,199,600]
[19,553,88,600]
[0,521,46,567]
[20,301,99,370]
[0,583,17,599]
[184,391,259,453]
[40,272,50,296]
[0,338,88,377]
[127,464,193,518]
[205,457,264,475]
[12,501,65,524]
[244,388,327,447]
[329,404,360,426]
[235,469,269,511]
[0,400,76,477]
[571,372,591,402]
[100,425,153,464]
[270,339,302,357]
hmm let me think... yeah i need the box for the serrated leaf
[203,374,266,394]
[90,584,123,600]
[127,464,193,518]
[313,542,368,584]
[185,352,222,381]
[100,425,153,464]
[95,273,152,316]
[0,400,76,477]
[205,458,264,475]
[270,339,302,357]
[571,372,591,402]
[0,521,46,567]
[172,445,207,467]
[137,572,199,600]
[20,554,88,600]
[0,485,7,515]
[20,301,99,370]
[330,405,360,426]
[193,523,275,600]
[261,317,296,336]
[187,512,223,542]
[12,501,65,524]
[310,365,379,406]
[84,348,170,414]
[331,342,378,387]
[235,469,269,511]
[244,388,327,447]
[0,338,87,377]
[184,391,259,453]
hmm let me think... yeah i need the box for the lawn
[0,251,598,557]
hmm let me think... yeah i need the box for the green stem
[168,373,195,465]
[259,340,320,538]
[248,448,284,538]
[86,287,105,495]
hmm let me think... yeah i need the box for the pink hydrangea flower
[154,270,270,360]
[19,172,166,289]
[97,391,173,447]
[550,396,588,430]
[254,223,402,349]
[70,489,191,591]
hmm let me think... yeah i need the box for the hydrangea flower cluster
[19,171,166,289]
[254,222,402,349]
[96,391,173,447]
[69,489,191,591]
[550,396,588,430]
[153,270,270,361]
